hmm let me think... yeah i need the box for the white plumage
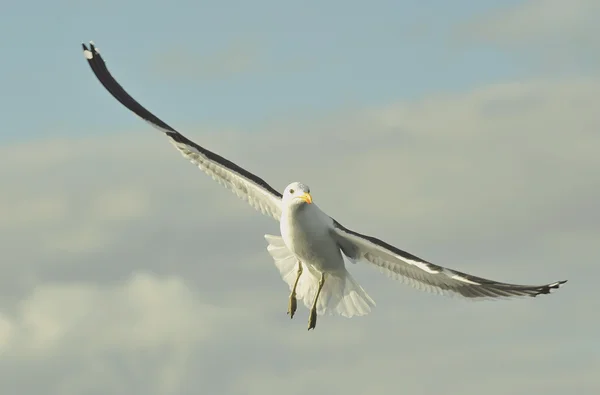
[82,41,567,330]
[265,234,374,318]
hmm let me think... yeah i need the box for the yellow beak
[299,192,313,204]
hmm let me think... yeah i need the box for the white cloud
[1,272,241,358]
[0,74,598,394]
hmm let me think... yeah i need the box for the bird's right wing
[331,220,567,299]
[82,42,283,220]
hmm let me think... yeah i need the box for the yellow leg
[308,272,325,331]
[287,261,303,319]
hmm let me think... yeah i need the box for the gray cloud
[1,75,598,394]
[151,38,315,81]
[455,0,600,71]
[152,39,264,80]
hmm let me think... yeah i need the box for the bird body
[276,183,375,327]
[280,190,340,273]
[82,41,567,330]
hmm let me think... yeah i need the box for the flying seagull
[81,41,567,330]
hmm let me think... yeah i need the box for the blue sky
[2,0,530,142]
[1,1,599,394]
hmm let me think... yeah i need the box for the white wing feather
[82,42,282,220]
[331,220,567,299]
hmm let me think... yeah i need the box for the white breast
[280,203,345,273]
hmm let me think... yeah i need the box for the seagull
[82,41,567,330]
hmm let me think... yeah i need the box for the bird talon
[287,261,302,319]
[288,293,297,318]
[308,308,317,330]
[307,272,325,331]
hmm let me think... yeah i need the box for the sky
[1,0,599,394]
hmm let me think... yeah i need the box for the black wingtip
[554,279,568,288]
[531,279,567,297]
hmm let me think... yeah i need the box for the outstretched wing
[82,42,283,220]
[332,220,567,299]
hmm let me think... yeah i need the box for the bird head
[282,182,313,206]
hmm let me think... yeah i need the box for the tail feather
[265,234,375,318]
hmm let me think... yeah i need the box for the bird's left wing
[82,42,282,220]
[331,220,567,299]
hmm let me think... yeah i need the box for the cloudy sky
[2,0,599,394]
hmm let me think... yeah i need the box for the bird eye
[289,189,295,194]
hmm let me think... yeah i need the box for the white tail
[265,234,375,317]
